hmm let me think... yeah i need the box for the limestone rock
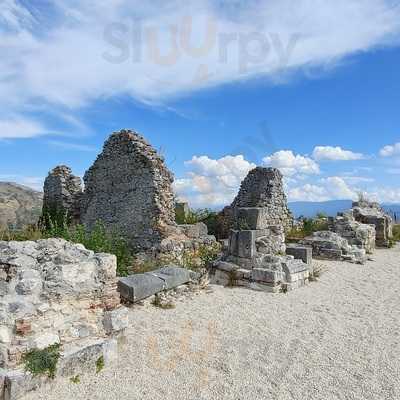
[0,239,125,373]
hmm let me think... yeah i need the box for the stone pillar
[42,165,82,226]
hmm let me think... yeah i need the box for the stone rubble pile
[211,168,310,292]
[0,239,128,400]
[300,231,368,264]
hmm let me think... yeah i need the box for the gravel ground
[23,245,400,400]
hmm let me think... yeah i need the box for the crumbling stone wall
[0,239,127,373]
[81,130,178,251]
[216,167,293,239]
[42,166,82,225]
[352,201,393,247]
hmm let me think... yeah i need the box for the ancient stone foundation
[211,169,309,292]
[42,166,82,225]
[352,201,393,247]
[0,239,128,400]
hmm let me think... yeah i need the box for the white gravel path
[23,245,400,400]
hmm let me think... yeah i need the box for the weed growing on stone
[23,344,61,379]
[96,355,105,374]
[70,375,81,384]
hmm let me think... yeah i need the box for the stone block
[286,245,312,266]
[229,230,256,259]
[151,266,192,290]
[103,307,129,334]
[118,274,165,303]
[251,268,284,284]
[235,208,268,230]
[2,370,44,400]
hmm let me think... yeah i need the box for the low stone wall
[0,239,128,400]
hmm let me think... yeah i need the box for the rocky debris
[42,166,82,225]
[329,210,376,254]
[0,239,128,400]
[216,168,293,239]
[300,231,367,264]
[0,183,43,230]
[81,130,179,251]
[118,266,196,303]
[352,201,393,247]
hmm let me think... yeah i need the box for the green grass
[96,355,105,374]
[23,344,61,379]
[287,217,329,241]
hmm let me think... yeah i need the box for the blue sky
[1,0,400,208]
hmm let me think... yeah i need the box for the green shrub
[23,344,61,379]
[393,225,400,242]
[287,217,329,240]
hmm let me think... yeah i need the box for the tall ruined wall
[42,165,82,225]
[81,130,178,251]
[216,167,293,239]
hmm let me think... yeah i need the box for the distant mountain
[289,199,400,221]
[288,200,352,218]
[0,182,43,229]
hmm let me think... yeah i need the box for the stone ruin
[0,239,128,400]
[42,130,218,264]
[299,199,394,264]
[42,166,82,226]
[81,131,179,251]
[216,168,293,239]
[300,231,368,264]
[329,209,376,254]
[210,167,310,293]
[352,200,393,247]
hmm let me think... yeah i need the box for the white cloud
[380,142,400,157]
[1,0,400,113]
[263,150,320,177]
[0,117,51,139]
[46,140,98,152]
[174,154,256,208]
[288,176,358,202]
[312,146,365,161]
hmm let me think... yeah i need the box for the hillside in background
[0,182,43,229]
[289,200,400,221]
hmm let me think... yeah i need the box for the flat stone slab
[118,266,193,303]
